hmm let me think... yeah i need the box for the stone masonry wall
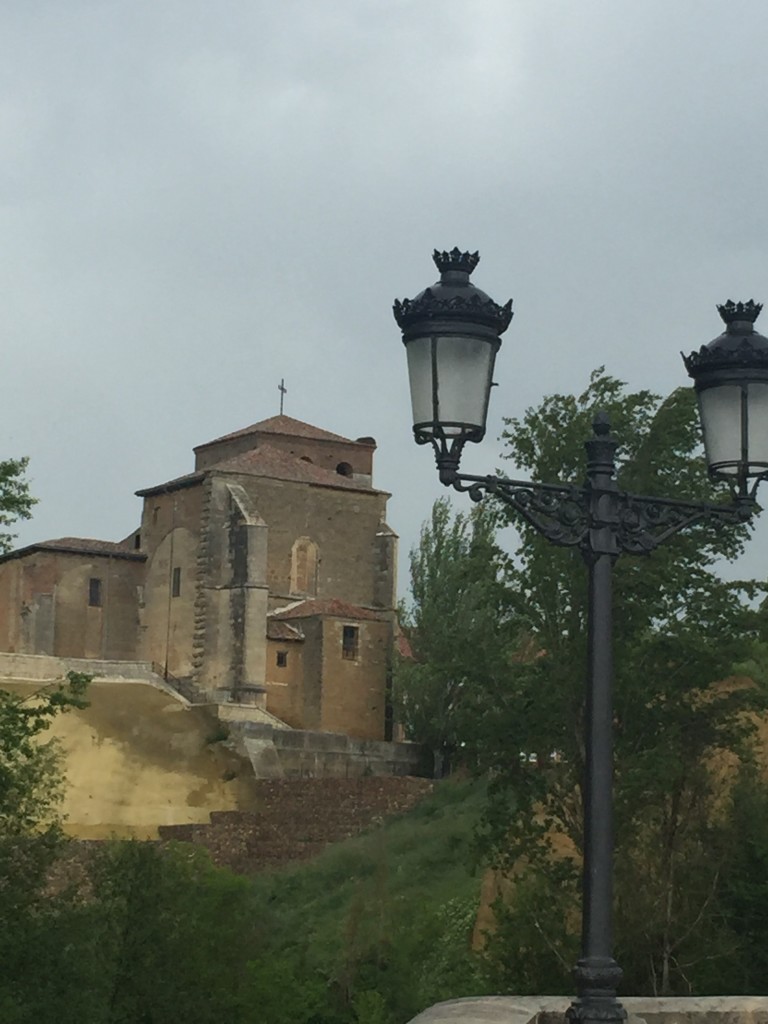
[157,776,434,874]
[319,616,390,739]
[0,551,144,660]
[234,720,429,779]
[140,485,203,678]
[219,473,391,610]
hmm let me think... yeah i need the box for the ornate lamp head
[393,249,513,482]
[683,300,768,495]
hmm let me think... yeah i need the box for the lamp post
[393,249,768,1024]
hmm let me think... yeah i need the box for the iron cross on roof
[278,378,287,415]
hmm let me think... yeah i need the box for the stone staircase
[156,776,434,874]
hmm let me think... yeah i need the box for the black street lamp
[393,249,768,1024]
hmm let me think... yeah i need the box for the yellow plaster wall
[320,618,390,740]
[4,680,259,839]
[264,637,306,727]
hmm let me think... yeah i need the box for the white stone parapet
[409,996,768,1024]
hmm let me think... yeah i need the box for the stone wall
[264,636,306,725]
[194,478,271,694]
[408,996,768,1024]
[318,616,391,739]
[0,550,144,660]
[0,651,177,689]
[194,428,375,480]
[0,675,259,839]
[139,484,203,678]
[234,720,429,779]
[218,472,391,610]
[0,653,429,837]
[156,776,434,874]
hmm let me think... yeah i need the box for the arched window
[290,537,318,596]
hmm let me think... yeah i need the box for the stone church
[0,415,398,742]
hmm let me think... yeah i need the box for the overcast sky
[3,0,768,594]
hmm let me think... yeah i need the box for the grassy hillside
[249,776,490,1022]
[4,777,490,1024]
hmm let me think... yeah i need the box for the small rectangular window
[276,650,288,668]
[172,567,181,598]
[134,533,141,550]
[88,578,102,607]
[342,625,359,661]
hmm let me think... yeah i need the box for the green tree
[395,498,519,775]
[0,456,36,554]
[90,841,268,1024]
[0,671,90,835]
[405,370,768,995]
[0,457,80,837]
[715,766,768,992]
[0,671,92,1023]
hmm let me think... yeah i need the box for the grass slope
[250,776,489,1020]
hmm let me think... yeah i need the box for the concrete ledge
[0,652,187,702]
[409,996,768,1024]
[229,720,429,778]
[214,703,290,728]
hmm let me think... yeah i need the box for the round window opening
[336,462,353,477]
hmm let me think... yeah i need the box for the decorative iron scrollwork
[615,493,751,554]
[448,472,753,556]
[451,473,590,548]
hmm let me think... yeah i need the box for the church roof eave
[194,414,376,453]
[0,538,147,564]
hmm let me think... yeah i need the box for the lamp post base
[566,958,627,1024]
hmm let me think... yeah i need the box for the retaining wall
[233,720,430,779]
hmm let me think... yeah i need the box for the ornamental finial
[432,248,480,275]
[592,411,611,436]
[717,299,763,325]
[394,248,513,336]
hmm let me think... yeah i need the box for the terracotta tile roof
[196,415,373,451]
[136,446,385,497]
[135,471,204,497]
[266,620,305,642]
[211,444,375,492]
[47,537,133,553]
[0,537,146,563]
[271,598,385,622]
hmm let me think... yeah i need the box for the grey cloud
[2,0,767,585]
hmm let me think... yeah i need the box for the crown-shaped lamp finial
[432,248,480,275]
[717,299,763,325]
